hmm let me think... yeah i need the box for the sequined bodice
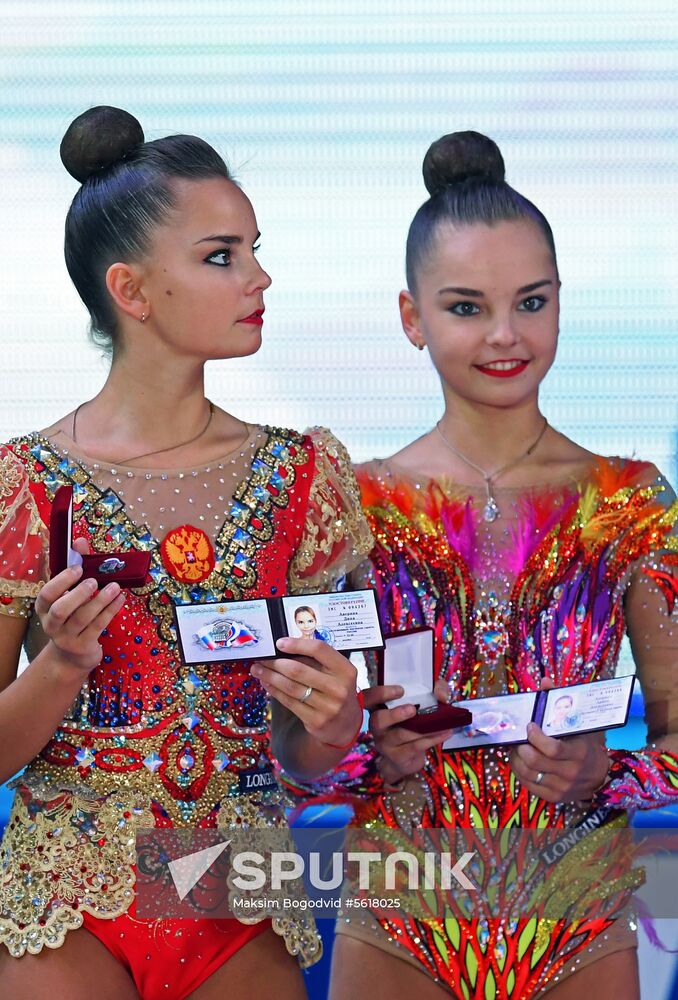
[357,458,663,701]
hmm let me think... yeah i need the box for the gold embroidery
[28,721,270,827]
[288,427,373,593]
[0,452,22,501]
[0,779,322,965]
[0,784,153,957]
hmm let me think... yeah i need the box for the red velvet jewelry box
[377,626,472,734]
[49,485,151,588]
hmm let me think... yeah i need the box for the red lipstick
[474,360,529,379]
[239,308,265,326]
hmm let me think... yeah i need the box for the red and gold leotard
[325,456,678,999]
[0,424,372,995]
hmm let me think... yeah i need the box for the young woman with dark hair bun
[0,105,372,999]
[325,131,678,999]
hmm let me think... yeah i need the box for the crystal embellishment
[483,496,500,522]
[143,752,162,773]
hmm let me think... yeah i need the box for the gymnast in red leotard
[0,105,372,1000]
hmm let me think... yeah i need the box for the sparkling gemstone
[72,483,89,505]
[230,501,247,516]
[481,629,503,649]
[30,444,52,464]
[44,473,62,493]
[212,751,231,772]
[143,752,162,773]
[483,497,500,522]
[100,491,123,515]
[178,750,195,771]
[182,712,200,731]
[183,671,204,695]
[58,458,79,477]
[75,747,95,768]
[109,524,130,544]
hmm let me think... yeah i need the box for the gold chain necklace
[71,399,215,466]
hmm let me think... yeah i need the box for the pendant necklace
[434,416,549,522]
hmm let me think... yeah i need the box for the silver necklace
[71,399,215,466]
[434,416,549,522]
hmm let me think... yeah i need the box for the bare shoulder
[39,413,75,440]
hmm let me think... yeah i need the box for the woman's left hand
[509,678,610,803]
[509,723,610,803]
[251,636,362,748]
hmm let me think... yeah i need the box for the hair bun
[60,106,144,183]
[422,130,505,196]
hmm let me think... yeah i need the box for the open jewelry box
[50,484,151,587]
[377,626,472,734]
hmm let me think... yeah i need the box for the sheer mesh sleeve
[287,427,373,594]
[0,446,49,619]
[597,468,678,809]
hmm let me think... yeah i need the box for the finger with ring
[300,685,313,704]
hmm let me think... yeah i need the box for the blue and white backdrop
[0,2,676,997]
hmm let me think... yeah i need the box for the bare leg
[187,926,307,1000]
[330,937,641,1000]
[330,936,452,1000]
[542,947,639,1000]
[0,927,140,1000]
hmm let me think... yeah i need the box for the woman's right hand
[35,540,126,676]
[362,685,454,786]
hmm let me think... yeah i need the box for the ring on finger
[535,771,545,785]
[299,685,313,704]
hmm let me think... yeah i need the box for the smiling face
[553,695,573,722]
[401,219,559,411]
[122,176,271,361]
[294,609,318,637]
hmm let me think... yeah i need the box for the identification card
[174,588,384,664]
[443,675,635,751]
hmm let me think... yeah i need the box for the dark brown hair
[405,130,557,290]
[60,106,232,351]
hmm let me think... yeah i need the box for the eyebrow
[437,279,553,297]
[194,231,261,246]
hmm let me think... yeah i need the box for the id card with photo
[281,591,383,653]
[174,588,383,664]
[540,675,635,737]
[442,675,636,751]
